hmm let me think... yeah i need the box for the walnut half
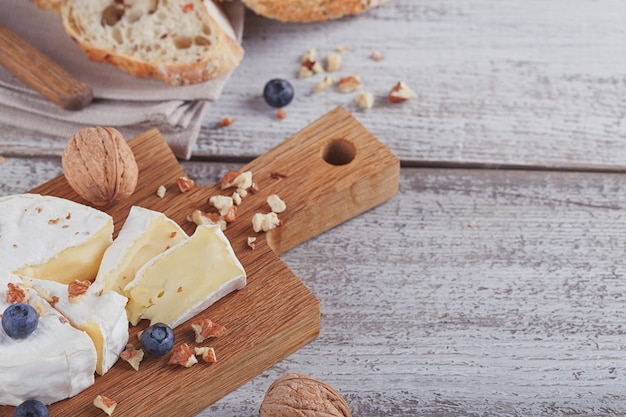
[259,373,352,417]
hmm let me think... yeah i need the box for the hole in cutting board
[322,138,356,166]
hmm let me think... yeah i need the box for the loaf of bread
[58,0,244,85]
[236,0,389,23]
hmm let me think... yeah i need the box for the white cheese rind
[124,224,246,328]
[23,277,129,375]
[0,278,97,406]
[0,194,113,284]
[94,206,188,295]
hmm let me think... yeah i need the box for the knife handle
[0,23,92,111]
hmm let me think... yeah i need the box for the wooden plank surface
[0,108,399,416]
[2,0,626,170]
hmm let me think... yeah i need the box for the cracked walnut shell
[259,373,352,417]
[62,127,138,207]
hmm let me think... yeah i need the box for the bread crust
[60,0,244,85]
[240,0,389,23]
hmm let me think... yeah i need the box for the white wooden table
[2,1,626,415]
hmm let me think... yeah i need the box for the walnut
[337,76,362,93]
[177,176,196,193]
[119,344,144,371]
[325,53,342,72]
[388,81,418,103]
[62,127,138,207]
[93,394,117,416]
[259,374,352,417]
[68,280,91,303]
[267,194,286,214]
[6,283,28,304]
[194,346,217,363]
[168,343,198,368]
[313,76,336,94]
[252,212,282,233]
[355,91,375,109]
[191,318,227,343]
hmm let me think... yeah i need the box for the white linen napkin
[0,0,245,159]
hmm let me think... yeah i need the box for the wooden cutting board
[0,106,399,416]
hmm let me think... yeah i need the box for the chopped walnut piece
[298,66,314,79]
[223,205,238,223]
[120,345,144,371]
[267,194,287,213]
[194,346,217,363]
[301,48,317,63]
[221,170,242,189]
[247,236,257,250]
[156,185,166,198]
[276,108,287,120]
[252,212,282,233]
[33,298,48,316]
[313,76,335,93]
[370,50,385,61]
[337,75,362,93]
[336,44,347,53]
[270,172,288,179]
[68,280,91,304]
[191,318,228,343]
[209,195,234,216]
[177,176,196,193]
[219,117,234,127]
[188,209,227,231]
[232,191,242,206]
[388,81,418,103]
[310,61,324,74]
[355,91,375,109]
[168,343,198,368]
[6,283,28,304]
[247,183,260,195]
[93,394,117,416]
[325,53,342,72]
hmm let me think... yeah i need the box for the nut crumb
[6,283,28,304]
[325,53,342,72]
[247,236,257,249]
[468,220,477,228]
[194,346,217,363]
[219,117,234,127]
[355,91,375,109]
[168,343,198,368]
[313,76,335,93]
[252,212,282,233]
[388,81,418,103]
[120,345,144,371]
[370,50,385,61]
[93,395,117,416]
[301,48,317,63]
[337,75,362,93]
[209,195,234,216]
[156,185,166,199]
[336,45,347,53]
[298,66,314,79]
[68,280,91,303]
[0,155,5,164]
[276,108,287,120]
[177,176,196,193]
[267,194,287,213]
[191,318,228,343]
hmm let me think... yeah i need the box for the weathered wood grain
[3,157,626,416]
[3,0,626,169]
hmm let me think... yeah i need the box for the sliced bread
[237,0,389,23]
[59,0,244,85]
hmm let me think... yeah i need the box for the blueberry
[2,303,38,339]
[13,399,49,417]
[263,79,294,108]
[140,323,175,357]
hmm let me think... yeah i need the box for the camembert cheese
[0,194,113,284]
[94,206,187,295]
[23,278,129,375]
[124,224,246,328]
[0,277,97,407]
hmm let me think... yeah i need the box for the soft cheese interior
[0,276,97,407]
[94,206,188,296]
[124,224,246,328]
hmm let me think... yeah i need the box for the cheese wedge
[0,194,113,284]
[23,277,129,375]
[0,277,97,406]
[94,206,187,295]
[124,224,246,328]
